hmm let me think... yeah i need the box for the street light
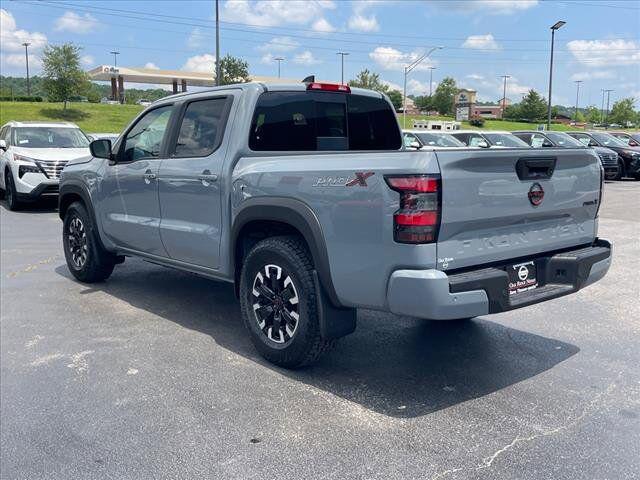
[574,80,583,123]
[546,20,566,130]
[403,46,443,127]
[427,66,436,97]
[22,42,31,96]
[604,89,614,128]
[337,52,349,85]
[274,57,284,78]
[110,51,120,68]
[500,75,511,118]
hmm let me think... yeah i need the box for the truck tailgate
[434,148,601,271]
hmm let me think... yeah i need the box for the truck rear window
[249,91,401,151]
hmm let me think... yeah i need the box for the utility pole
[604,89,614,129]
[110,50,120,68]
[215,0,221,86]
[274,57,284,78]
[428,66,436,97]
[500,75,510,118]
[547,21,566,130]
[336,52,349,85]
[600,89,606,124]
[22,42,31,96]
[403,46,443,127]
[573,80,582,123]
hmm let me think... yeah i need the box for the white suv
[0,121,91,210]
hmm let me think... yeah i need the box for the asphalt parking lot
[1,181,639,480]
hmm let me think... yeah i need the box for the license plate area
[507,261,538,295]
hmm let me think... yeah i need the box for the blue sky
[1,0,639,107]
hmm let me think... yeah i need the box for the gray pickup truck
[59,81,612,368]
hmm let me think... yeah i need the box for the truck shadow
[55,260,579,419]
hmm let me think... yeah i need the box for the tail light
[596,161,604,218]
[385,175,441,244]
[306,82,351,93]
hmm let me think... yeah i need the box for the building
[471,105,504,119]
[399,96,420,115]
[412,120,461,131]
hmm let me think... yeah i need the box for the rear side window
[249,91,400,151]
[173,97,230,157]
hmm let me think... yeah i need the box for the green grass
[0,101,143,133]
[398,114,574,131]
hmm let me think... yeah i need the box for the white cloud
[222,0,335,27]
[187,27,205,49]
[260,53,278,65]
[258,36,299,53]
[370,46,437,71]
[80,55,94,66]
[312,18,335,33]
[570,71,615,81]
[381,79,402,92]
[182,54,215,73]
[3,53,41,70]
[0,9,47,52]
[462,34,501,51]
[144,62,160,70]
[567,39,640,67]
[467,73,484,80]
[437,0,538,15]
[348,1,380,32]
[293,50,320,66]
[54,11,98,34]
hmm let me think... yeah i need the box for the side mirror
[409,141,421,150]
[589,141,598,147]
[542,141,554,147]
[90,139,112,160]
[477,140,489,148]
[0,139,6,151]
[629,140,639,147]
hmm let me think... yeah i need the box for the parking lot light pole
[604,89,614,129]
[500,75,510,118]
[274,57,284,78]
[337,52,349,85]
[574,80,582,123]
[403,46,442,127]
[428,66,436,97]
[546,21,565,130]
[22,42,31,96]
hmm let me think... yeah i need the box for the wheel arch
[231,197,342,308]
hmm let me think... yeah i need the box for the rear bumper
[387,239,612,320]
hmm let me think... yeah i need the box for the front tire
[614,159,625,180]
[63,201,116,283]
[4,171,21,211]
[239,236,333,368]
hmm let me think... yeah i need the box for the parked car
[402,130,465,149]
[450,130,530,148]
[0,121,91,210]
[58,81,611,368]
[136,99,152,106]
[513,130,620,180]
[609,131,640,147]
[567,131,640,180]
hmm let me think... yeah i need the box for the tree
[608,97,637,126]
[348,69,389,93]
[387,90,403,111]
[432,77,457,115]
[414,95,434,112]
[217,54,250,85]
[518,89,547,122]
[503,103,521,120]
[41,43,89,109]
[575,110,585,123]
[585,105,601,124]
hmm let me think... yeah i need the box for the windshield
[591,132,627,147]
[415,132,464,147]
[545,132,584,148]
[14,127,90,148]
[483,133,529,147]
[631,133,640,142]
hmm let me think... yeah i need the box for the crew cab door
[100,104,174,255]
[157,94,234,269]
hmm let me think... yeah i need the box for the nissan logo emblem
[528,182,544,206]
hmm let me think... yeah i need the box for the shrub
[469,116,485,127]
[0,96,44,102]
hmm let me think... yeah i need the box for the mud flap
[312,270,357,340]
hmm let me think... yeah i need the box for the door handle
[198,169,218,186]
[143,170,157,184]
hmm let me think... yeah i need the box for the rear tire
[239,235,333,368]
[63,201,116,283]
[5,172,21,211]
